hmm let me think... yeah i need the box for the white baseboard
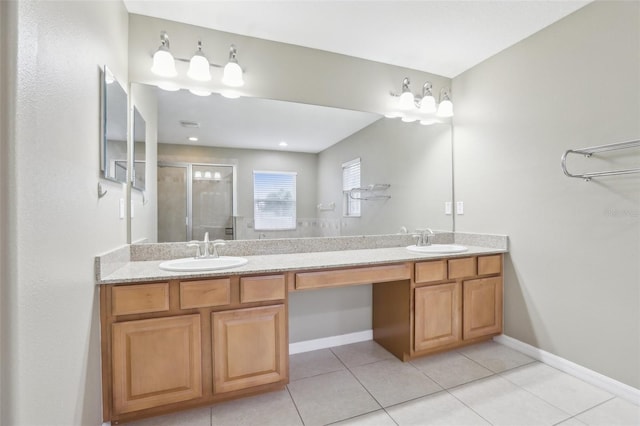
[493,335,640,405]
[289,330,373,355]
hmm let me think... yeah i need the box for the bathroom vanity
[97,239,505,424]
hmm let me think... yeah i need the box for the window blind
[253,171,297,230]
[342,158,361,217]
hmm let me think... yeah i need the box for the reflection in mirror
[132,107,146,190]
[158,162,236,242]
[131,83,453,242]
[101,66,128,183]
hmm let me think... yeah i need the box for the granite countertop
[97,245,507,285]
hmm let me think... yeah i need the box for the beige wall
[453,0,640,388]
[2,1,129,424]
[0,1,13,421]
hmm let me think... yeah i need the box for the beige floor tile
[210,389,302,426]
[501,362,613,415]
[576,397,640,426]
[125,406,211,426]
[330,340,395,367]
[350,358,442,407]
[330,409,397,425]
[411,350,494,389]
[287,370,381,426]
[459,341,535,373]
[290,348,346,381]
[450,375,570,425]
[386,391,491,425]
[556,417,588,425]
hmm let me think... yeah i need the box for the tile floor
[127,340,640,426]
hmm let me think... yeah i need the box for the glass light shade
[189,88,212,97]
[419,95,436,114]
[151,48,177,77]
[187,53,211,81]
[204,171,212,179]
[213,172,221,180]
[220,89,240,99]
[437,99,454,117]
[222,62,244,87]
[398,91,415,110]
[157,82,180,92]
[194,171,202,178]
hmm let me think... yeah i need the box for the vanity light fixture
[436,88,454,117]
[389,77,454,123]
[418,83,436,114]
[187,41,212,81]
[150,31,246,92]
[151,31,177,77]
[397,78,415,110]
[222,45,244,87]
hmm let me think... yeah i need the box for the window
[253,171,297,230]
[342,158,361,217]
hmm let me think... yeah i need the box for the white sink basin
[406,244,468,254]
[159,256,248,272]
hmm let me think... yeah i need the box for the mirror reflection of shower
[157,162,236,242]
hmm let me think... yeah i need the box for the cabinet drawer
[241,275,286,303]
[180,279,231,309]
[415,260,447,284]
[112,283,169,316]
[478,254,502,275]
[448,257,476,279]
[295,264,410,290]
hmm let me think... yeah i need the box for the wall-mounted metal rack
[349,184,391,200]
[561,139,640,181]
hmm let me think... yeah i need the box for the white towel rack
[561,139,640,181]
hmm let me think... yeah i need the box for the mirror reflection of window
[253,171,297,231]
[342,158,361,217]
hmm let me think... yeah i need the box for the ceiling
[123,0,591,78]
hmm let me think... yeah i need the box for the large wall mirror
[132,107,146,191]
[100,66,128,183]
[130,83,453,243]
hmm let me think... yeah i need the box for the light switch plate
[456,201,464,215]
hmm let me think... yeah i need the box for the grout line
[285,384,307,426]
[443,387,495,426]
[565,395,617,420]
[289,367,347,383]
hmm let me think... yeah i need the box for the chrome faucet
[413,228,434,246]
[203,232,210,256]
[187,232,222,258]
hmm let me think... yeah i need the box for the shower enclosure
[157,162,236,242]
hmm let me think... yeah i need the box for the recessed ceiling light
[279,141,288,147]
[188,136,198,142]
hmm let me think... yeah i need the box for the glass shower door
[157,164,189,242]
[191,164,235,241]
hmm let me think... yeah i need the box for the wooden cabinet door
[463,277,503,340]
[112,315,202,414]
[212,305,288,394]
[414,282,462,352]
